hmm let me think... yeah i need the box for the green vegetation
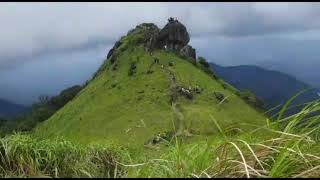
[128,61,137,76]
[0,23,319,178]
[198,56,210,68]
[197,56,218,79]
[0,134,126,178]
[0,98,319,178]
[0,85,82,136]
[237,90,265,111]
[34,31,266,149]
[127,97,320,178]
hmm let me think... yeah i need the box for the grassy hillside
[1,99,319,178]
[34,27,266,149]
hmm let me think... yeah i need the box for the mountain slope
[0,99,28,119]
[210,63,319,115]
[34,23,267,148]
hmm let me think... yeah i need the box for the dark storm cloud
[0,44,110,105]
[1,2,320,68]
[1,2,320,104]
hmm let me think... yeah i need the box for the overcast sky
[1,2,320,105]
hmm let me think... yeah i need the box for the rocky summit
[154,17,190,51]
[130,18,197,60]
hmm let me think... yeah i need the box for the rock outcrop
[214,92,226,102]
[148,17,197,60]
[154,17,190,51]
[127,23,159,37]
[107,40,122,60]
[126,23,160,52]
[109,18,197,62]
[180,45,196,62]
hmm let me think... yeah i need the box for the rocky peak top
[107,18,196,62]
[155,17,190,51]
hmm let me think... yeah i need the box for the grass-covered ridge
[1,98,319,178]
[33,27,266,148]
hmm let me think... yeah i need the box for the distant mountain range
[0,99,29,119]
[210,62,319,116]
[256,60,320,90]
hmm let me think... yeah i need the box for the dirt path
[165,66,185,135]
[150,54,185,135]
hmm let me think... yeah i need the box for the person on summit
[168,17,174,23]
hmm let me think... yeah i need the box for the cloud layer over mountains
[1,2,320,105]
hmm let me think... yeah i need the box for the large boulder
[127,23,159,37]
[180,45,196,60]
[126,23,160,51]
[154,17,190,51]
[213,92,226,102]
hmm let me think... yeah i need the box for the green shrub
[238,90,265,110]
[128,62,137,76]
[1,86,83,135]
[198,57,210,68]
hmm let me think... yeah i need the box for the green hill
[1,19,320,178]
[34,22,267,149]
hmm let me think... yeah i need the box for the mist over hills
[256,59,320,90]
[0,99,28,119]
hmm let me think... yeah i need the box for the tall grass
[0,94,319,178]
[125,95,320,178]
[0,134,126,178]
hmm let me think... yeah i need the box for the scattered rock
[168,61,175,66]
[145,131,175,146]
[213,92,226,102]
[221,83,227,89]
[146,70,154,74]
[180,45,196,61]
[112,61,118,71]
[154,58,160,64]
[193,86,202,94]
[109,49,122,65]
[179,86,193,99]
[128,62,137,76]
[110,83,117,89]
